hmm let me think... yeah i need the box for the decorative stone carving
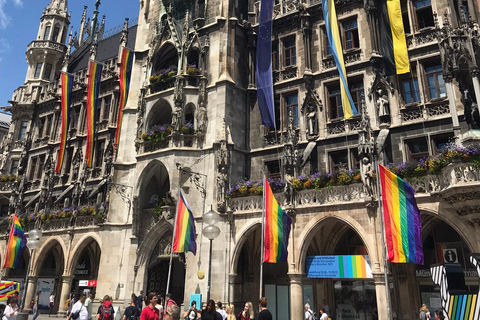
[461,88,480,129]
[361,157,374,197]
[375,88,390,120]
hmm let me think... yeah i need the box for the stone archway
[68,235,101,294]
[301,217,376,320]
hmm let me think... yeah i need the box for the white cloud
[0,0,23,29]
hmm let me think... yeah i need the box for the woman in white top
[319,308,329,320]
[3,298,19,320]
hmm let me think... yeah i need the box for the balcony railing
[148,77,176,95]
[27,40,66,54]
[23,215,102,233]
[138,133,202,154]
[400,100,450,123]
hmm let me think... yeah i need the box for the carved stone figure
[376,88,390,117]
[361,157,375,197]
[306,103,317,137]
[462,88,480,129]
[216,171,227,203]
[284,174,293,205]
[196,105,207,133]
[171,103,183,132]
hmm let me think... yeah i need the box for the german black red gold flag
[378,0,409,75]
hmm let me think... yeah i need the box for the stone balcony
[26,40,66,55]
[23,215,102,233]
[138,133,203,154]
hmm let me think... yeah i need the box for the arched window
[186,49,200,74]
[52,25,60,42]
[44,25,51,40]
[152,44,178,76]
[184,104,195,125]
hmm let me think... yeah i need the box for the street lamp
[202,207,221,302]
[17,229,42,320]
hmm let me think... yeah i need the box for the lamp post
[202,207,221,302]
[17,229,42,320]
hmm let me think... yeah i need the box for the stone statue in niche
[307,102,317,137]
[361,157,375,197]
[284,174,293,206]
[216,170,227,203]
[196,103,207,134]
[171,102,183,132]
[462,88,480,129]
[376,88,390,118]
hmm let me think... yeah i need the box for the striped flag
[322,0,358,119]
[85,60,103,167]
[378,0,409,75]
[56,72,74,173]
[256,0,275,128]
[379,165,423,264]
[3,215,27,269]
[114,47,134,155]
[264,177,292,263]
[172,191,197,255]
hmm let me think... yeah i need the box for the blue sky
[0,0,140,106]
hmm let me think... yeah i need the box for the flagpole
[165,166,182,302]
[259,175,266,301]
[374,154,393,320]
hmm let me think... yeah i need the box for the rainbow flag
[56,72,74,173]
[379,165,423,264]
[264,177,292,263]
[85,60,103,167]
[114,48,134,155]
[447,294,478,320]
[322,0,358,119]
[172,191,197,255]
[3,215,27,269]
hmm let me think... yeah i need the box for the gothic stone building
[2,0,480,320]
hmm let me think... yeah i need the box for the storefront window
[334,280,377,320]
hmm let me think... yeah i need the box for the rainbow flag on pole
[322,0,358,119]
[56,72,74,173]
[85,60,103,167]
[264,177,292,263]
[3,215,27,269]
[379,165,423,264]
[172,191,197,255]
[114,48,134,155]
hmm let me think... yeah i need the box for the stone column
[372,272,389,320]
[58,275,74,315]
[228,273,238,304]
[23,276,38,311]
[288,273,304,320]
[301,14,312,72]
[444,74,460,131]
[247,29,256,88]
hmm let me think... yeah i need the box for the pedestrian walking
[164,294,178,320]
[155,297,164,320]
[3,298,19,320]
[85,293,95,320]
[257,298,271,320]
[434,310,445,320]
[305,303,314,320]
[68,293,78,318]
[225,305,235,320]
[183,301,199,320]
[32,291,41,320]
[216,302,226,320]
[123,294,140,320]
[319,308,328,320]
[236,302,254,320]
[419,304,431,320]
[96,295,114,320]
[140,292,159,320]
[49,292,55,316]
[137,291,144,311]
[67,293,88,320]
[201,300,221,320]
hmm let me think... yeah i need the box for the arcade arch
[146,99,173,130]
[69,237,101,293]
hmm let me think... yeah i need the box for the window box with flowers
[180,122,194,135]
[148,194,176,218]
[141,125,172,151]
[149,68,177,83]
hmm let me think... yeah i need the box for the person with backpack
[183,301,199,320]
[305,303,315,320]
[96,295,115,320]
[124,294,140,320]
[140,292,159,320]
[419,304,431,320]
[67,294,88,320]
[164,294,179,320]
[85,293,95,320]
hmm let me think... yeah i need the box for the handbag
[71,305,83,320]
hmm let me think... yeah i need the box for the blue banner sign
[306,255,373,278]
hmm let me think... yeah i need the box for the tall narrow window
[285,94,299,127]
[43,63,52,80]
[350,81,364,113]
[34,63,43,79]
[413,0,434,29]
[329,150,349,171]
[52,27,60,42]
[45,115,53,137]
[37,155,45,180]
[328,86,342,120]
[29,158,38,181]
[323,28,333,56]
[18,121,28,140]
[103,96,112,121]
[406,137,429,161]
[272,42,279,71]
[283,37,296,67]
[38,118,46,138]
[342,19,359,50]
[44,26,51,40]
[401,0,411,34]
[10,160,19,175]
[95,140,105,168]
[401,77,421,104]
[425,65,446,99]
[266,161,281,179]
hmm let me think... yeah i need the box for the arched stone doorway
[233,223,289,319]
[35,240,65,313]
[303,218,376,320]
[69,238,101,294]
[147,232,185,302]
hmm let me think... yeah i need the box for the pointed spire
[78,5,87,46]
[91,0,101,38]
[46,0,68,16]
[62,27,73,72]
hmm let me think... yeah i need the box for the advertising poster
[306,256,373,278]
[36,278,55,310]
